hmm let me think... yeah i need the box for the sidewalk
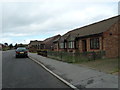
[28,53,118,88]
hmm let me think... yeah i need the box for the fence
[47,51,106,63]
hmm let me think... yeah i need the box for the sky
[0,0,119,45]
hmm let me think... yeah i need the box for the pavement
[29,52,118,89]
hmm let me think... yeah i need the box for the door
[82,40,87,52]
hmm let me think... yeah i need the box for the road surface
[2,50,71,89]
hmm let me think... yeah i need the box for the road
[0,51,2,89]
[2,50,71,89]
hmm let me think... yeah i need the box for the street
[2,50,71,89]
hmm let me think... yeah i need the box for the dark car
[16,47,28,58]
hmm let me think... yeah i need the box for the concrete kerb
[28,56,79,90]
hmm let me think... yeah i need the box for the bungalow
[0,43,2,50]
[28,40,43,52]
[42,34,61,51]
[53,35,61,51]
[57,15,120,58]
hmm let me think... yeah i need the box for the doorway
[82,40,87,52]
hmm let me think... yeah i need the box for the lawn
[76,58,119,75]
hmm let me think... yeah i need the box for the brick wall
[78,36,103,53]
[103,22,119,58]
[56,21,119,58]
[53,43,59,51]
[67,48,76,53]
[77,21,119,58]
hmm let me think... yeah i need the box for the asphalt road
[2,50,71,89]
[0,51,2,89]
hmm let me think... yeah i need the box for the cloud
[1,0,119,3]
[3,33,31,37]
[1,37,14,44]
[1,1,118,44]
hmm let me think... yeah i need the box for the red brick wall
[67,48,76,53]
[78,36,103,53]
[53,43,59,51]
[119,21,120,58]
[56,21,119,58]
[58,48,65,52]
[103,22,119,58]
[77,22,119,58]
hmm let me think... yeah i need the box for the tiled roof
[42,35,61,49]
[60,15,119,42]
[53,35,61,43]
[29,40,43,45]
[43,34,61,44]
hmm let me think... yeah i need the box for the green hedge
[37,49,47,57]
[47,51,106,63]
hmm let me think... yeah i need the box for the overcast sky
[0,0,119,45]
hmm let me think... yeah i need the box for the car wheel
[16,55,18,58]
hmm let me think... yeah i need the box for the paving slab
[28,53,118,88]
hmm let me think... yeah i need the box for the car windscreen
[16,48,27,52]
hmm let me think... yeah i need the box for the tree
[4,43,8,46]
[9,44,13,49]
[14,43,18,49]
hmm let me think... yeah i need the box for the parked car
[15,47,28,58]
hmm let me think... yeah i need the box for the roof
[29,40,43,45]
[59,15,120,42]
[42,35,61,49]
[53,35,61,43]
[43,34,61,44]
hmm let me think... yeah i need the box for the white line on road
[29,56,79,90]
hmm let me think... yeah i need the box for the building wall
[67,48,76,53]
[77,22,119,58]
[103,22,119,58]
[53,43,59,51]
[57,22,119,58]
[29,41,43,52]
[78,36,103,53]
[119,21,120,58]
[58,48,65,52]
[0,44,2,50]
[52,19,119,58]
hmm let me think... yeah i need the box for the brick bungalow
[53,35,61,51]
[28,40,43,52]
[42,34,61,51]
[0,43,2,50]
[57,15,120,58]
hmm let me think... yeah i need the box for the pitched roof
[43,34,61,44]
[60,15,120,42]
[53,35,61,43]
[42,34,61,49]
[29,40,43,45]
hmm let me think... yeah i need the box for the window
[68,41,74,48]
[59,43,64,49]
[90,38,99,49]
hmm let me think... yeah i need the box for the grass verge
[77,58,119,75]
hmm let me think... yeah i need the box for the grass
[47,55,119,75]
[43,51,119,75]
[77,58,119,75]
[2,47,10,51]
